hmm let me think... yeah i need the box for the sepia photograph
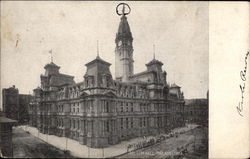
[0,1,209,158]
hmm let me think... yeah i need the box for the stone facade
[28,7,185,148]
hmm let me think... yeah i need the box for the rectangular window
[121,118,123,129]
[107,120,109,132]
[139,118,142,127]
[131,118,133,128]
[157,117,160,127]
[126,118,128,129]
[84,120,86,132]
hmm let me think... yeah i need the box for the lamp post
[102,145,104,158]
[66,137,68,150]
[88,146,90,158]
[193,135,196,152]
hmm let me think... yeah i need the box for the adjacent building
[28,4,185,148]
[2,86,32,124]
[184,98,208,125]
[0,115,17,157]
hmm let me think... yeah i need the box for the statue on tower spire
[116,3,131,16]
[122,4,125,16]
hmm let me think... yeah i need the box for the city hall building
[28,4,185,148]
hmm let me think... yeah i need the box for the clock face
[118,41,122,46]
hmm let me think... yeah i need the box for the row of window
[40,115,182,131]
[187,111,207,116]
[116,89,149,99]
[70,102,80,113]
[120,117,148,130]
[85,76,112,88]
[70,119,80,130]
[57,91,80,100]
[56,118,64,127]
[104,120,116,132]
[38,101,183,114]
[119,116,169,129]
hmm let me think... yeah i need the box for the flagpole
[49,49,53,62]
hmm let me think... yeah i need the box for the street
[117,126,208,159]
[11,125,207,158]
[12,127,73,158]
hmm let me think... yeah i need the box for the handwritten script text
[237,51,249,117]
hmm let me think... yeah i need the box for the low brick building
[0,116,17,157]
[184,98,208,125]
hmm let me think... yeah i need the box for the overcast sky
[1,1,208,100]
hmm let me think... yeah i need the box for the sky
[1,1,208,101]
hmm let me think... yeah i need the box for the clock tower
[115,4,134,82]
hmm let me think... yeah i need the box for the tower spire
[115,3,133,82]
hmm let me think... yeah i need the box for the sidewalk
[19,124,197,158]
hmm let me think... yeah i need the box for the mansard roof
[146,59,163,66]
[54,73,74,78]
[34,86,42,91]
[130,70,152,77]
[170,83,181,88]
[85,55,111,67]
[44,62,60,69]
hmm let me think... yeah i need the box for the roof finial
[49,49,53,62]
[97,40,99,57]
[153,44,155,60]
